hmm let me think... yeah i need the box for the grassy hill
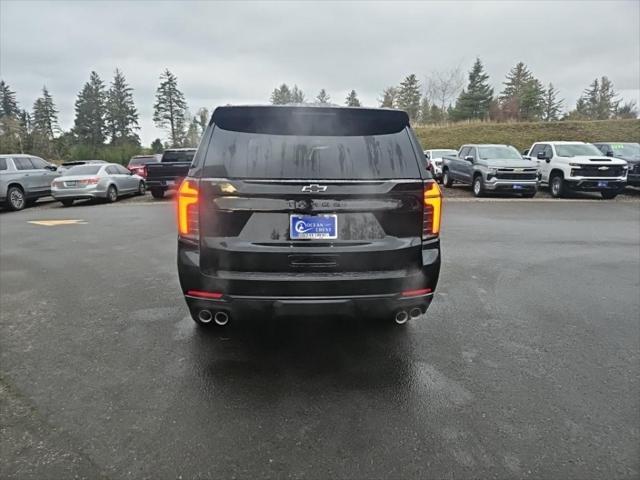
[413,119,640,152]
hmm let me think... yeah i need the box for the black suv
[177,105,442,327]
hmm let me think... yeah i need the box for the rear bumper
[178,239,441,318]
[146,180,177,189]
[51,186,108,199]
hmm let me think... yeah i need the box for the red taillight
[78,177,99,185]
[177,179,199,238]
[423,180,442,238]
[186,290,223,299]
[141,166,147,178]
[401,288,432,297]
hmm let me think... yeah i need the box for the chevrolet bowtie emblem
[301,184,328,193]
[598,166,609,170]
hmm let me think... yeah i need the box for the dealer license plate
[290,215,337,240]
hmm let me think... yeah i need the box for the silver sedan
[51,163,146,206]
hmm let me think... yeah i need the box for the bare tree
[425,67,464,114]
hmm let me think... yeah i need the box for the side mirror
[606,151,614,157]
[537,151,547,160]
[523,149,530,156]
[45,165,58,171]
[464,155,474,162]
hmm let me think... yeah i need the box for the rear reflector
[186,290,223,299]
[423,181,442,238]
[401,288,433,297]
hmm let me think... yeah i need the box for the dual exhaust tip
[198,309,230,326]
[395,307,423,325]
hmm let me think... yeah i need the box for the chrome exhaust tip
[409,307,422,319]
[214,311,230,326]
[395,310,409,325]
[198,309,213,324]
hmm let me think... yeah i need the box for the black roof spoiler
[211,105,410,136]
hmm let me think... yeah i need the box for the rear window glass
[162,151,195,162]
[202,128,421,180]
[128,156,158,166]
[0,158,7,170]
[66,165,102,175]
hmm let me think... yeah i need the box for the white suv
[525,141,627,199]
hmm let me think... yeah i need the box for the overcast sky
[1,0,639,145]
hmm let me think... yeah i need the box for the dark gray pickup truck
[442,144,539,197]
[594,142,640,187]
[145,148,196,198]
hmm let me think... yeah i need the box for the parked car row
[1,154,146,210]
[425,141,639,199]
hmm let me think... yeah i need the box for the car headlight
[569,163,583,168]
[487,167,498,175]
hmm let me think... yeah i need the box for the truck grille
[496,169,537,180]
[573,165,625,177]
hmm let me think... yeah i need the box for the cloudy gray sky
[1,0,639,145]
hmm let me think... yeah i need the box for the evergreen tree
[316,89,330,104]
[153,69,188,147]
[419,95,431,123]
[430,104,444,123]
[520,77,546,120]
[106,69,139,145]
[499,62,546,120]
[18,109,33,153]
[32,86,59,140]
[151,138,164,153]
[397,74,421,122]
[450,58,494,121]
[290,85,305,103]
[73,71,107,149]
[184,116,201,147]
[573,76,620,120]
[31,86,59,156]
[0,80,19,118]
[541,83,564,121]
[345,90,361,107]
[196,107,209,134]
[379,86,398,108]
[270,84,292,105]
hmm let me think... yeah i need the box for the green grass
[413,119,640,152]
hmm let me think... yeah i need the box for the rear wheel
[106,185,118,203]
[550,173,564,198]
[442,169,453,187]
[150,188,165,199]
[601,191,618,200]
[137,181,146,196]
[6,186,26,211]
[472,175,484,197]
[61,199,74,207]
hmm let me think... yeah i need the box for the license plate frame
[597,181,608,188]
[512,184,524,190]
[290,214,338,240]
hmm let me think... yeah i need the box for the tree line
[0,68,208,163]
[1,60,637,162]
[269,58,637,124]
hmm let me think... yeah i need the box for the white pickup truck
[524,141,628,199]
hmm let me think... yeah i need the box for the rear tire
[61,199,74,207]
[550,173,564,198]
[106,185,118,203]
[472,175,484,197]
[150,188,165,199]
[6,185,26,211]
[601,191,618,200]
[137,181,146,196]
[442,169,453,187]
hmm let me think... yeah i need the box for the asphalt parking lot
[1,197,639,479]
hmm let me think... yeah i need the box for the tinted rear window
[162,151,195,162]
[202,127,421,180]
[0,158,7,170]
[66,165,102,175]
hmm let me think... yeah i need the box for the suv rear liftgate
[177,106,441,326]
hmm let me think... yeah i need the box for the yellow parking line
[28,220,88,226]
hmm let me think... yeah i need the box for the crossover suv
[525,141,628,199]
[0,154,60,210]
[177,105,442,327]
